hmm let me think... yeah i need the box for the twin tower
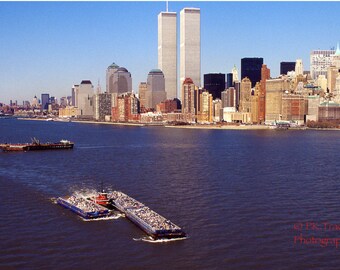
[158,8,201,101]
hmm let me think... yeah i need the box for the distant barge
[57,194,110,219]
[105,191,186,240]
[0,138,74,152]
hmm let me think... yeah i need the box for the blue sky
[0,1,339,104]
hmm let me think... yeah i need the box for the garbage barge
[105,191,186,240]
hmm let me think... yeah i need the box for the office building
[31,96,39,108]
[213,99,222,122]
[180,8,201,93]
[196,90,213,123]
[76,80,94,118]
[281,93,306,124]
[280,62,296,75]
[138,82,147,110]
[181,78,196,114]
[318,101,340,122]
[221,87,236,109]
[335,74,340,102]
[251,83,260,124]
[41,94,49,111]
[239,77,252,113]
[71,85,79,107]
[94,93,115,121]
[106,62,120,93]
[156,98,180,113]
[234,81,241,111]
[265,77,294,122]
[112,93,140,122]
[258,64,270,123]
[111,67,132,94]
[158,11,177,99]
[310,50,335,80]
[295,59,304,76]
[226,73,233,89]
[145,69,167,109]
[203,73,225,99]
[317,75,327,92]
[241,58,263,88]
[327,66,339,92]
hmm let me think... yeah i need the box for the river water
[0,118,340,269]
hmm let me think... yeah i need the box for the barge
[0,138,74,152]
[106,191,186,240]
[57,194,111,220]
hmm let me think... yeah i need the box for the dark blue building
[203,73,226,99]
[41,93,50,111]
[280,62,296,75]
[241,57,263,88]
[226,73,233,89]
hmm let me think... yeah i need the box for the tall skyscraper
[239,77,252,113]
[241,58,263,88]
[158,11,177,100]
[106,62,119,92]
[41,93,50,111]
[231,65,239,83]
[71,85,79,107]
[280,62,296,75]
[258,64,270,123]
[180,8,201,96]
[203,73,225,99]
[77,80,94,118]
[138,82,147,110]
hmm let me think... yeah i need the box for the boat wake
[133,236,188,243]
[50,197,58,204]
[82,213,124,222]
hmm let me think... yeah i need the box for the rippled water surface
[1,118,340,269]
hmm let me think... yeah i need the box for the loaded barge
[106,191,186,240]
[0,138,74,152]
[57,193,111,220]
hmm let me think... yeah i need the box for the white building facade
[310,50,335,80]
[77,80,94,118]
[180,8,201,99]
[295,59,304,76]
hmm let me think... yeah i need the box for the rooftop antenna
[96,79,101,94]
[166,1,168,12]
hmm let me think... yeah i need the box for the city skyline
[1,1,339,104]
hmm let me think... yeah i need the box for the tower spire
[336,42,340,56]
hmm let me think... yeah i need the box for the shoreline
[15,117,340,131]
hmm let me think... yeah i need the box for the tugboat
[93,191,110,207]
[88,182,114,209]
[0,138,74,152]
